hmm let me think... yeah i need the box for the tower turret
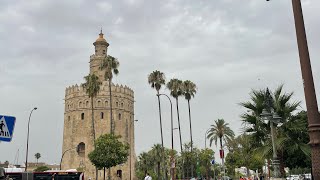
[90,30,109,81]
[93,29,109,56]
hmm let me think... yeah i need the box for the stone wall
[62,81,135,180]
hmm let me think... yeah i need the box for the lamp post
[129,119,138,180]
[25,107,37,172]
[204,128,211,149]
[60,146,78,170]
[260,88,281,178]
[266,0,320,178]
[158,93,175,180]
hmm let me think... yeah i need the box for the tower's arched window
[118,113,122,120]
[79,101,82,108]
[81,113,84,120]
[101,112,104,119]
[121,103,124,108]
[68,116,70,121]
[116,102,119,107]
[103,50,106,54]
[97,100,101,107]
[105,101,108,107]
[77,142,85,157]
[86,101,89,107]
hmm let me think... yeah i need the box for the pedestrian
[144,172,152,180]
[0,167,6,180]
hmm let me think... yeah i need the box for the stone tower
[61,31,136,180]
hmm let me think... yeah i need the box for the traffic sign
[211,159,215,165]
[0,115,16,142]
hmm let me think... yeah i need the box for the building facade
[62,32,135,180]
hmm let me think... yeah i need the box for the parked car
[286,175,300,180]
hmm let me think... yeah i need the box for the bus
[5,171,84,180]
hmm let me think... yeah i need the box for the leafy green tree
[182,80,197,177]
[33,166,49,172]
[179,143,199,178]
[225,134,264,177]
[34,153,41,164]
[100,55,119,134]
[88,134,129,180]
[135,144,172,180]
[281,111,311,169]
[198,148,215,179]
[207,118,235,176]
[147,70,166,178]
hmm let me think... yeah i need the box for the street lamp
[25,107,37,172]
[204,128,211,149]
[266,1,320,178]
[158,93,175,180]
[60,146,78,170]
[129,119,138,180]
[260,88,281,178]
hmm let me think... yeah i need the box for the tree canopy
[88,134,129,170]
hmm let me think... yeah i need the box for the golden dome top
[93,29,109,46]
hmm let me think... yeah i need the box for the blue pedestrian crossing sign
[0,115,16,142]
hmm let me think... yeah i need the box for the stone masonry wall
[62,81,135,180]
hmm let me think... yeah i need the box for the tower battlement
[65,81,134,98]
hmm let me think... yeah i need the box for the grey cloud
[0,0,319,164]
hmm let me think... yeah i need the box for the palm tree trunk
[175,98,184,180]
[157,93,166,180]
[187,100,194,178]
[108,79,113,134]
[91,97,96,141]
[157,161,160,180]
[108,80,113,180]
[220,138,225,177]
[206,164,209,180]
[91,97,98,180]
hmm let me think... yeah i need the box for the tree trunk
[91,97,96,141]
[175,98,184,180]
[246,166,250,178]
[157,161,160,180]
[104,167,106,180]
[279,150,285,177]
[206,165,209,180]
[220,138,225,177]
[91,97,98,180]
[157,93,166,180]
[108,80,113,180]
[187,100,194,178]
[109,80,113,134]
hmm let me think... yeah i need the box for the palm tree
[82,74,102,142]
[82,73,101,180]
[148,70,166,179]
[166,79,184,151]
[167,78,184,179]
[182,80,196,177]
[34,153,41,165]
[207,119,235,177]
[100,55,119,134]
[240,85,301,176]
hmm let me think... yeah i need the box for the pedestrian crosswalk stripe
[0,116,11,138]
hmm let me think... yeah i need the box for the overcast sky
[0,0,319,165]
